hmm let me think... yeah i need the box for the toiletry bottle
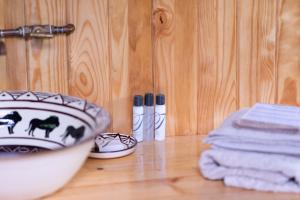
[155,94,166,141]
[143,93,154,141]
[133,95,143,142]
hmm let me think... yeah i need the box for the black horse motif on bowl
[0,111,22,134]
[26,116,60,138]
[61,126,85,144]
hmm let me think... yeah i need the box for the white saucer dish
[0,91,110,200]
[89,133,137,159]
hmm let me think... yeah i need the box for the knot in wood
[153,8,173,37]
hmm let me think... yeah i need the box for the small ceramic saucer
[89,133,137,159]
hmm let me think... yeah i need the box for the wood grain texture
[110,0,153,133]
[1,0,27,90]
[2,0,300,135]
[0,0,6,89]
[153,0,198,136]
[67,0,111,113]
[197,0,217,134]
[43,136,300,200]
[153,0,175,135]
[128,0,153,96]
[109,0,130,133]
[277,0,300,106]
[214,0,237,128]
[25,0,68,93]
[237,0,276,108]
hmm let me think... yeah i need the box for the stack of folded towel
[199,103,300,193]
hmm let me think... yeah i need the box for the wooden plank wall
[0,0,299,135]
[0,0,27,90]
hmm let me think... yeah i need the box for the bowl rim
[0,138,94,160]
[0,90,110,158]
[91,133,138,154]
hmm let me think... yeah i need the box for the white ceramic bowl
[0,91,110,200]
[90,133,137,159]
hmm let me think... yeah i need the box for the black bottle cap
[133,95,143,106]
[156,94,165,105]
[144,93,154,106]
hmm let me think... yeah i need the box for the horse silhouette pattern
[0,111,22,134]
[26,116,60,138]
[61,126,85,144]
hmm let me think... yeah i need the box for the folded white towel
[237,103,300,131]
[200,107,300,192]
[200,148,300,193]
[205,109,300,155]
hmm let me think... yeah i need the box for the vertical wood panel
[128,0,153,96]
[153,0,175,135]
[174,0,198,135]
[153,0,198,135]
[1,0,296,135]
[0,0,6,89]
[67,0,111,114]
[277,0,300,106]
[110,0,153,133]
[2,0,27,90]
[214,0,237,128]
[237,0,276,108]
[109,0,129,132]
[25,0,68,93]
[197,0,217,134]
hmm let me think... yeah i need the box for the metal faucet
[0,24,75,39]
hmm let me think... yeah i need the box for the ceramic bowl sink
[0,91,110,200]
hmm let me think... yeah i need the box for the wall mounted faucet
[0,24,75,39]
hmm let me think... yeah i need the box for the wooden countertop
[44,136,300,200]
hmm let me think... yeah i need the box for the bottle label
[133,107,144,142]
[155,112,166,130]
[133,113,143,131]
[155,105,166,141]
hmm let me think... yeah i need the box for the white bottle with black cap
[155,94,166,141]
[143,93,155,141]
[133,95,143,142]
